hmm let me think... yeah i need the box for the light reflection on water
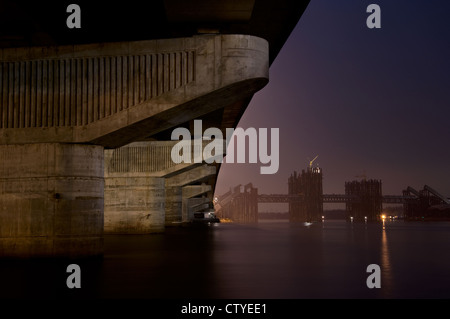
[381,227,393,297]
[210,220,450,298]
[0,219,449,299]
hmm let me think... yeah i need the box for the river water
[1,219,450,299]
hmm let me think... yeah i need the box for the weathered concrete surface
[104,176,165,234]
[104,141,219,232]
[104,142,169,234]
[0,34,266,254]
[165,165,216,188]
[0,0,312,258]
[0,143,103,258]
[165,165,216,225]
[182,185,212,222]
[182,184,212,199]
[0,35,269,148]
[103,141,206,178]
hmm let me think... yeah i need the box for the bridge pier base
[165,186,182,225]
[104,176,165,234]
[165,165,217,226]
[0,143,104,258]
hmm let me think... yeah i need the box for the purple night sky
[215,0,450,208]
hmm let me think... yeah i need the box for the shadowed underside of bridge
[0,35,268,146]
[0,0,311,258]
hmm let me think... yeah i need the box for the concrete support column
[103,141,183,232]
[165,186,182,225]
[0,143,104,258]
[165,165,216,225]
[104,176,165,233]
[182,184,212,222]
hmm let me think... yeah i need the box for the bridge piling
[0,143,104,258]
[288,167,323,222]
[345,179,382,222]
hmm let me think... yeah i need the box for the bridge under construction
[215,165,450,223]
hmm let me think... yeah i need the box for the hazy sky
[215,0,450,207]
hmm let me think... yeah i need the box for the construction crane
[309,155,318,169]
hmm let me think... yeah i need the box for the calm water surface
[1,220,450,299]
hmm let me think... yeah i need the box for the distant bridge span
[216,181,450,223]
[257,194,417,204]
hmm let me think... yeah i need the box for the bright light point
[381,214,386,220]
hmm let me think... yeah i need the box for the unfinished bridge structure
[216,165,450,222]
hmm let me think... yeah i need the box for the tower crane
[309,155,318,170]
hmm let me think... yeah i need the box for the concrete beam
[165,165,216,187]
[183,197,213,222]
[104,140,226,178]
[189,201,211,211]
[182,184,212,199]
[0,35,268,148]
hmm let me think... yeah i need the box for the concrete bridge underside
[0,34,267,258]
[0,0,310,258]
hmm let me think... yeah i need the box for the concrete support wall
[104,142,173,233]
[0,143,104,258]
[104,142,217,231]
[184,197,212,221]
[165,186,183,225]
[104,176,165,233]
[182,184,212,222]
[165,165,216,225]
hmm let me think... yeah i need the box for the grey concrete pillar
[165,186,182,225]
[182,184,212,222]
[103,141,183,233]
[165,165,216,225]
[0,143,104,258]
[104,176,165,233]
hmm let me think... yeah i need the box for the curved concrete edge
[0,34,269,146]
[0,76,268,146]
[89,77,269,147]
